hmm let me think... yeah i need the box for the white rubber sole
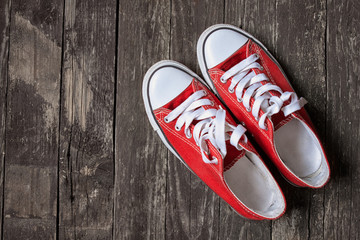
[142,60,210,171]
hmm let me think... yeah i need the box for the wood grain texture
[325,0,360,239]
[0,0,359,239]
[0,0,10,238]
[272,1,327,239]
[224,0,328,239]
[167,0,224,239]
[3,0,63,239]
[58,0,116,239]
[114,0,170,239]
[223,0,276,239]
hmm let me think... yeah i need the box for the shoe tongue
[223,142,245,171]
[272,114,295,131]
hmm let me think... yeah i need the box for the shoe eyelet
[254,53,259,58]
[240,121,246,127]
[175,125,181,131]
[212,157,218,165]
[235,144,242,151]
[237,98,242,103]
[246,107,251,112]
[202,90,207,95]
[228,88,234,93]
[210,101,215,106]
[186,132,192,139]
[259,66,264,71]
[164,117,170,123]
[220,77,227,83]
[261,124,268,131]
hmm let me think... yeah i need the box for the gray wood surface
[0,0,10,238]
[114,0,170,239]
[0,0,359,239]
[58,0,116,239]
[271,1,327,239]
[3,0,63,239]
[168,1,224,239]
[325,1,360,239]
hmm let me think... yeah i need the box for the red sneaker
[197,24,330,188]
[142,60,285,220]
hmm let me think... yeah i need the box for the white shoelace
[220,53,307,130]
[164,90,247,165]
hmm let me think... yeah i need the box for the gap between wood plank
[56,0,67,239]
[1,0,12,239]
[112,0,120,239]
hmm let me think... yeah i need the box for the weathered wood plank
[1,0,359,239]
[167,0,223,239]
[3,0,63,238]
[114,0,170,239]
[324,0,360,239]
[271,1,327,239]
[58,0,116,239]
[223,0,277,239]
[225,0,277,48]
[0,0,11,237]
[225,0,327,239]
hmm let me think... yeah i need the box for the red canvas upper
[208,40,330,187]
[153,79,284,220]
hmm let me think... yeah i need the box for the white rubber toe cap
[202,28,249,69]
[148,66,193,109]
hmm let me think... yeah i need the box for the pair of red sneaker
[142,24,330,220]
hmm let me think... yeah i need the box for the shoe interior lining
[224,152,285,219]
[274,118,329,187]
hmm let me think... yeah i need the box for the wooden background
[0,0,359,239]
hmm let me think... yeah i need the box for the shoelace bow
[220,53,307,130]
[164,90,247,164]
